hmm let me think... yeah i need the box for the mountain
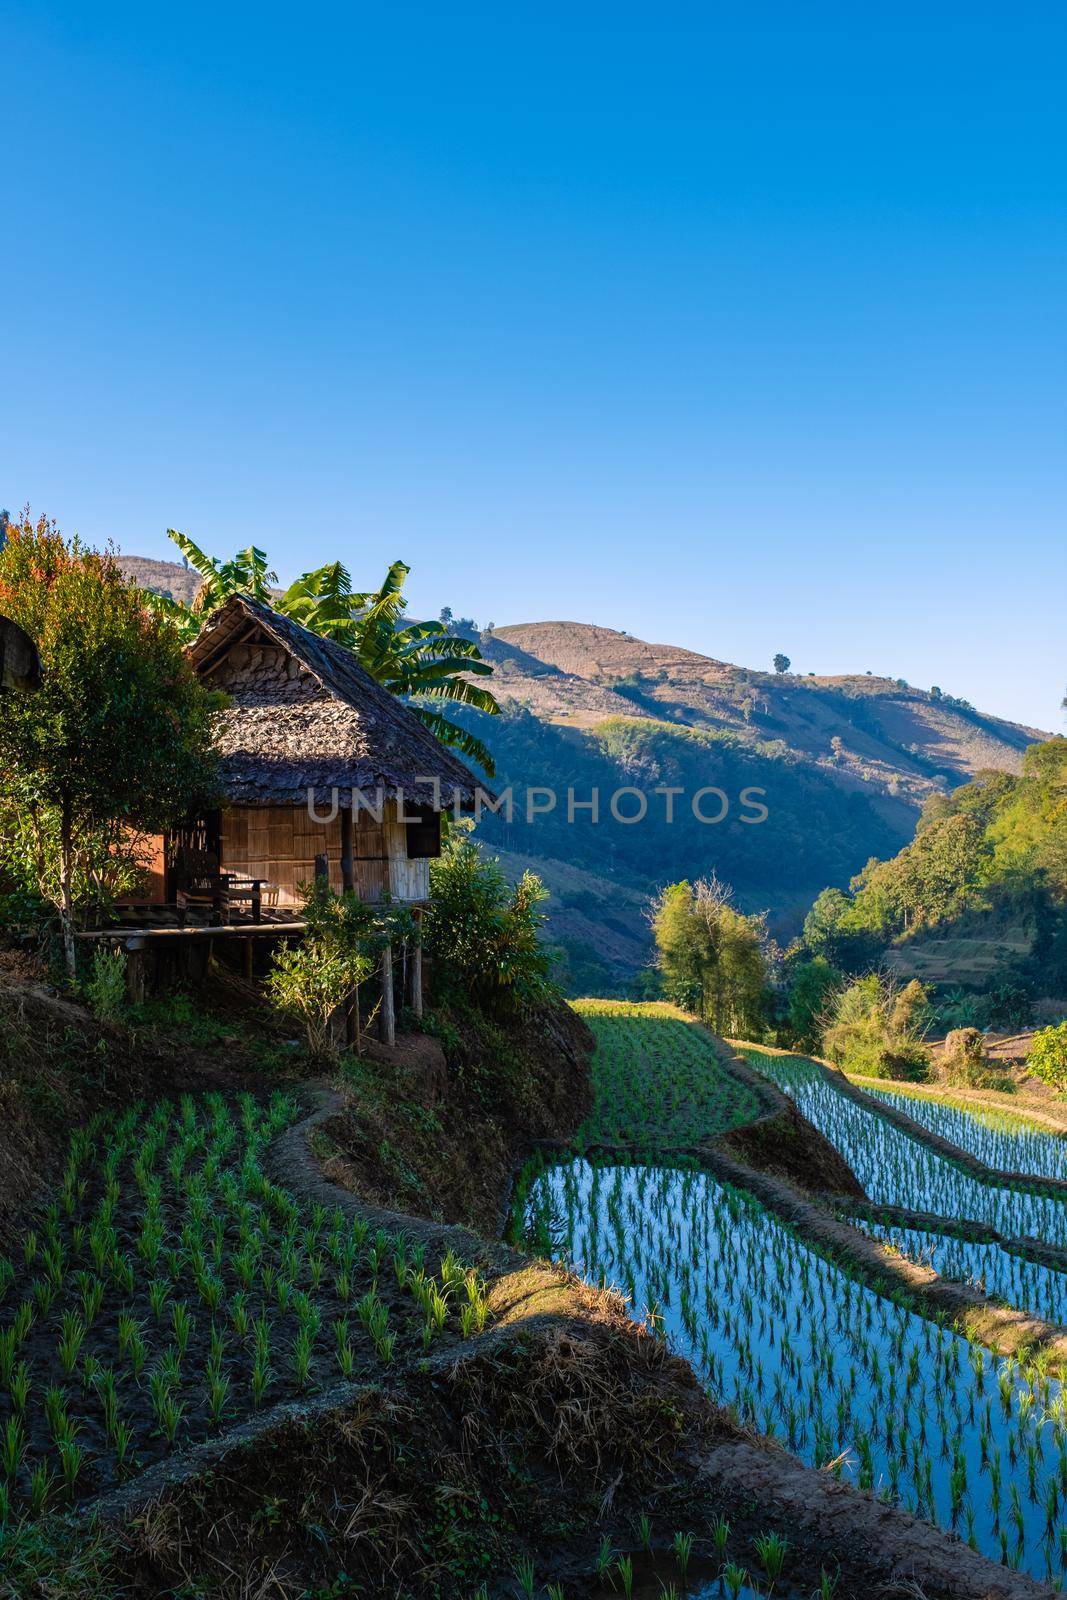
[117,555,202,607]
[465,622,1048,990]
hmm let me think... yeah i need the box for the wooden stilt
[341,804,359,1047]
[125,943,146,1006]
[410,909,423,1018]
[380,942,395,1046]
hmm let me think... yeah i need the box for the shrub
[266,881,378,1059]
[423,830,552,1017]
[822,974,931,1081]
[1027,1022,1067,1091]
[82,947,127,1023]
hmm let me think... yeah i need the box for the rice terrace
[0,517,1065,1600]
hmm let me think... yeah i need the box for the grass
[572,1000,759,1149]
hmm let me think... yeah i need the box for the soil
[315,995,593,1234]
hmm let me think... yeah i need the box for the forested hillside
[803,737,1067,1010]
[464,621,1047,988]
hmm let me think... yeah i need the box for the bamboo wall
[220,802,429,905]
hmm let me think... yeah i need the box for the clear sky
[3,3,1064,731]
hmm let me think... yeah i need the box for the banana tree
[140,532,500,774]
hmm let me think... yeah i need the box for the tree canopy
[652,876,768,1036]
[0,514,219,974]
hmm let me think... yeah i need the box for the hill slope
[470,622,1047,988]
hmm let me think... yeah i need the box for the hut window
[405,805,441,859]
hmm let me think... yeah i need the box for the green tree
[1028,1022,1067,1090]
[154,531,501,774]
[652,877,768,1036]
[0,514,219,977]
[423,829,553,1016]
[785,956,842,1051]
[773,653,791,674]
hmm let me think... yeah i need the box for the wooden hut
[94,595,488,1031]
[178,594,484,910]
[0,615,42,693]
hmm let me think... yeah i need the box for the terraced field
[573,999,759,1148]
[517,1009,1067,1588]
[737,1047,1067,1246]
[0,1092,488,1524]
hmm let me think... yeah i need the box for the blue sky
[3,3,1064,730]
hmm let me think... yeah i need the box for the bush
[423,831,553,1018]
[1028,1022,1067,1090]
[265,880,383,1059]
[81,946,127,1023]
[822,974,931,1081]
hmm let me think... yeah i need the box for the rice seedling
[572,1000,759,1149]
[739,1048,1067,1252]
[722,1565,748,1600]
[0,1086,481,1524]
[672,1529,693,1583]
[753,1529,789,1591]
[523,1152,1067,1584]
[513,1553,535,1600]
[614,1554,634,1598]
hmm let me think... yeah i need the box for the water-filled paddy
[860,1220,1067,1326]
[521,1158,1067,1585]
[862,1085,1067,1181]
[740,1048,1067,1245]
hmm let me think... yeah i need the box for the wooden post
[242,938,253,980]
[340,805,359,1047]
[125,939,146,1006]
[410,908,423,1018]
[379,941,395,1047]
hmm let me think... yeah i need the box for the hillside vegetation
[469,620,1045,986]
[804,737,1067,1009]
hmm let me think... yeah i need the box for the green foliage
[0,514,219,976]
[1027,1023,1067,1090]
[821,975,931,1081]
[773,653,791,674]
[460,704,903,902]
[803,742,1067,999]
[785,956,842,1051]
[572,999,758,1147]
[81,948,126,1024]
[265,880,392,1058]
[652,878,769,1036]
[155,532,501,774]
[423,831,553,1017]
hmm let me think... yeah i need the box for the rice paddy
[739,1047,1067,1246]
[862,1221,1067,1326]
[573,1000,758,1148]
[0,1091,489,1528]
[520,1157,1067,1586]
[862,1085,1067,1181]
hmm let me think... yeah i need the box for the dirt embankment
[315,996,593,1234]
[710,1039,866,1198]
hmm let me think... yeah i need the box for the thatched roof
[186,596,488,808]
